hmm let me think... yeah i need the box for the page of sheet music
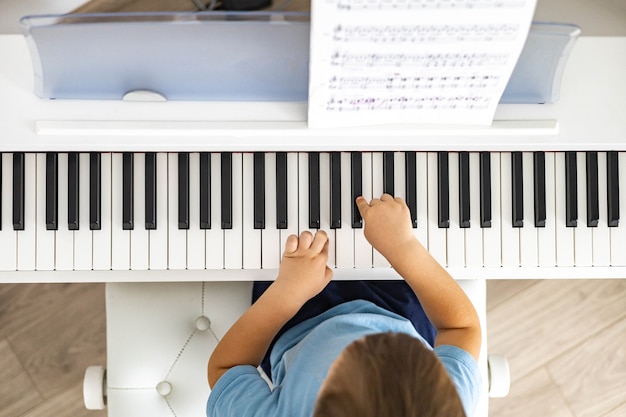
[307,0,537,128]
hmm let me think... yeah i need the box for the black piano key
[144,152,157,230]
[533,152,546,228]
[405,152,418,228]
[68,152,80,231]
[89,153,101,230]
[383,151,394,196]
[122,152,134,230]
[511,152,524,228]
[607,151,619,227]
[565,151,578,227]
[199,152,211,229]
[330,152,342,229]
[276,152,288,229]
[45,153,58,230]
[458,151,470,228]
[178,152,190,230]
[437,152,449,228]
[309,152,320,229]
[479,152,492,228]
[0,155,2,230]
[12,152,25,231]
[586,152,599,227]
[221,152,233,229]
[351,152,363,228]
[253,152,265,229]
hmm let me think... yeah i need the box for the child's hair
[313,332,466,417]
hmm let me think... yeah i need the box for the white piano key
[593,152,611,266]
[130,153,148,271]
[149,153,168,270]
[74,153,93,270]
[36,153,55,270]
[280,153,300,257]
[206,153,224,269]
[93,153,112,271]
[168,153,187,270]
[17,153,36,271]
[610,152,626,266]
[187,152,205,270]
[111,153,130,270]
[319,152,336,267]
[575,151,593,266]
[538,152,557,267]
[447,153,464,267]
[427,152,447,266]
[483,152,501,267]
[224,153,243,269]
[0,154,17,271]
[336,152,354,268]
[555,152,575,266]
[55,153,73,271]
[394,152,406,200]
[371,152,387,267]
[242,153,261,269]
[500,152,520,267]
[262,152,280,269]
[465,152,483,267]
[355,152,373,269]
[520,152,538,267]
[415,152,428,249]
[298,152,310,235]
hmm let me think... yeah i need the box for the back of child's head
[313,332,466,417]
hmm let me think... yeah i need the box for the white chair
[84,280,509,416]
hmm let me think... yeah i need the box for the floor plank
[21,382,106,417]
[601,402,626,417]
[548,318,626,417]
[0,339,42,417]
[486,280,539,311]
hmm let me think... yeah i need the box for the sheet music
[307,0,537,128]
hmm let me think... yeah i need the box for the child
[207,194,482,417]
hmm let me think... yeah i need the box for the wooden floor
[1,279,624,417]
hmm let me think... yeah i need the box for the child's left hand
[274,231,333,307]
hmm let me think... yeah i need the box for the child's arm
[356,195,482,360]
[207,231,333,388]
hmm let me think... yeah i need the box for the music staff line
[325,94,491,112]
[334,0,527,12]
[333,24,519,44]
[330,51,509,68]
[327,73,501,91]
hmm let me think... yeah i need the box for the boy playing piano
[207,194,482,417]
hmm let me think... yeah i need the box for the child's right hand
[355,194,420,263]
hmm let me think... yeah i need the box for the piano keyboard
[1,151,624,274]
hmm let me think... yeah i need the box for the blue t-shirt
[207,300,481,417]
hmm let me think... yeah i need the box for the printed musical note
[335,0,528,12]
[330,51,509,69]
[333,24,519,43]
[326,94,491,112]
[328,73,501,90]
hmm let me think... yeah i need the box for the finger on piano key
[279,153,299,257]
[36,153,55,270]
[206,153,224,269]
[17,153,36,270]
[169,153,187,270]
[575,151,593,266]
[354,152,373,268]
[500,152,520,267]
[565,151,578,227]
[90,153,102,231]
[555,152,575,266]
[74,153,93,270]
[262,152,280,269]
[224,153,243,269]
[276,152,288,230]
[13,152,25,231]
[308,152,321,230]
[479,151,492,228]
[415,152,428,249]
[383,151,394,196]
[610,152,626,266]
[68,152,79,231]
[593,152,611,266]
[465,152,483,267]
[178,152,190,230]
[371,152,386,267]
[93,153,112,271]
[458,152,470,229]
[188,152,205,270]
[111,153,130,270]
[427,152,447,266]
[149,152,168,270]
[405,151,418,229]
[538,152,557,267]
[0,153,16,270]
[298,152,311,234]
[607,151,619,227]
[55,153,73,271]
[319,152,336,267]
[586,152,600,227]
[351,152,363,229]
[144,152,157,230]
[483,152,501,267]
[447,152,464,267]
[520,152,538,267]
[45,153,58,231]
[130,153,149,271]
[330,152,342,230]
[199,152,211,230]
[243,153,261,269]
[336,152,354,268]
